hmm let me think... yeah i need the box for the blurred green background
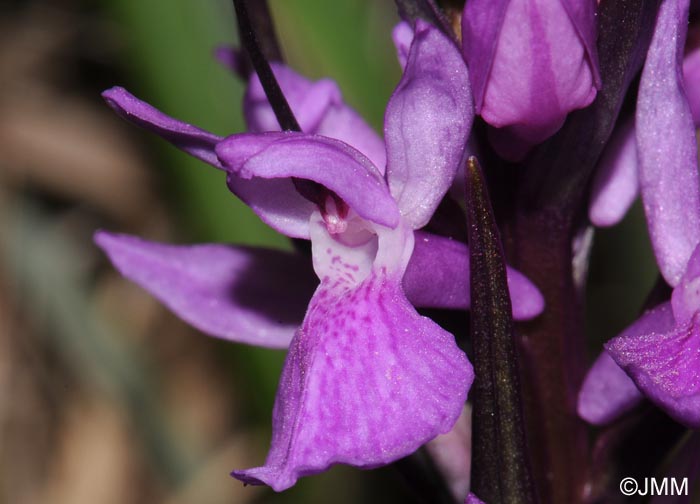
[0,0,658,503]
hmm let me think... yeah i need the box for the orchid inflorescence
[95,0,700,502]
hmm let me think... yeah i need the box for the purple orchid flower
[95,20,543,491]
[214,24,543,319]
[222,27,545,320]
[461,0,601,161]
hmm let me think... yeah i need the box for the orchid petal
[425,405,472,502]
[392,21,414,70]
[243,63,338,133]
[636,0,700,286]
[94,231,315,349]
[464,0,599,160]
[581,302,674,424]
[560,0,602,87]
[578,352,643,425]
[403,232,545,320]
[226,174,316,240]
[589,43,700,230]
[213,46,246,79]
[102,87,223,169]
[314,97,387,174]
[384,20,473,229]
[216,132,399,238]
[461,0,510,113]
[588,119,639,227]
[683,47,700,125]
[607,302,700,428]
[222,57,388,171]
[233,215,472,490]
[217,48,388,171]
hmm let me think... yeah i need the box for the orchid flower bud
[462,0,601,160]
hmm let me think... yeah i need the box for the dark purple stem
[233,0,299,132]
[507,208,588,504]
[232,0,327,207]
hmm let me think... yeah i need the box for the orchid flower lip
[230,213,474,491]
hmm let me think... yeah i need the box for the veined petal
[560,0,602,87]
[464,0,599,161]
[384,20,473,229]
[102,87,223,169]
[636,0,700,286]
[607,303,700,428]
[578,352,643,425]
[94,231,315,349]
[461,0,510,113]
[232,215,473,490]
[217,132,399,239]
[221,55,387,171]
[464,0,599,160]
[588,119,639,227]
[403,232,545,320]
